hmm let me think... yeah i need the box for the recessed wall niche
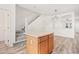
[61,14,73,29]
[53,12,74,38]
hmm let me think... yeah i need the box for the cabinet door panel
[49,34,54,53]
[39,40,48,54]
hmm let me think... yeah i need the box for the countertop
[26,31,53,37]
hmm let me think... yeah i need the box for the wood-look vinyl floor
[53,33,79,54]
[0,41,26,54]
[0,33,79,54]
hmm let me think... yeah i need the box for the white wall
[28,15,53,34]
[16,5,39,31]
[54,12,74,38]
[28,12,74,38]
[75,20,79,32]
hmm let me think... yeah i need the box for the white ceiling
[18,4,79,16]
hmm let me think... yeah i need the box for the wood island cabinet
[25,33,54,54]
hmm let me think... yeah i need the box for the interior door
[4,10,11,45]
[0,9,10,45]
[0,10,5,41]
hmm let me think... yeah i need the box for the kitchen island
[25,32,54,54]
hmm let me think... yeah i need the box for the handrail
[28,15,40,25]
